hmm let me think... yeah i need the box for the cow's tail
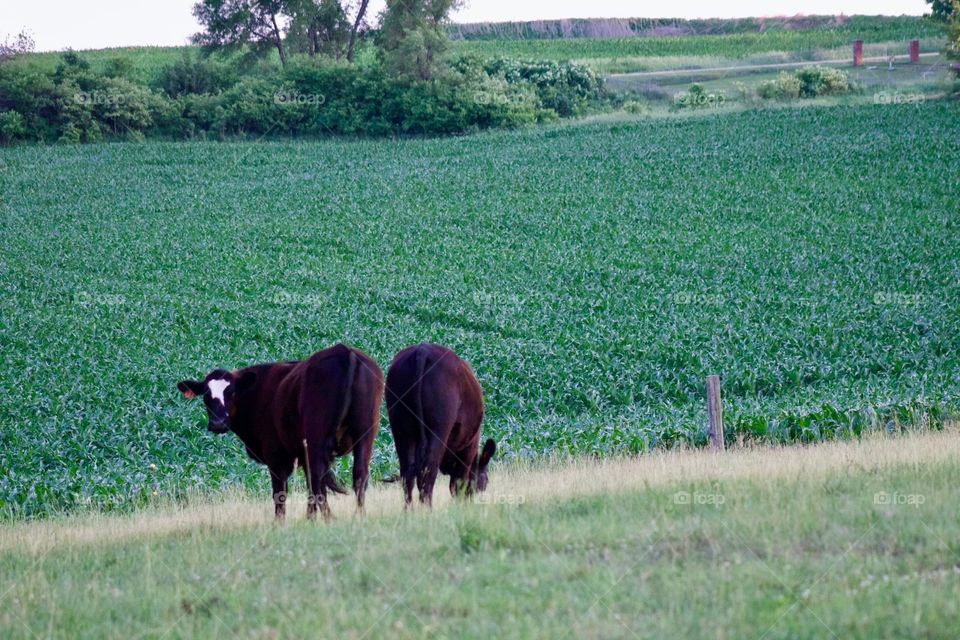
[323,349,358,496]
[413,345,429,479]
[324,471,348,495]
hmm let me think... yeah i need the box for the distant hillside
[448,14,934,40]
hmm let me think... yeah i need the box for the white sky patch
[207,379,231,404]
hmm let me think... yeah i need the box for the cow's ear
[478,438,496,470]
[235,370,257,395]
[177,380,205,399]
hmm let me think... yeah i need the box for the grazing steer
[177,343,383,520]
[386,343,496,506]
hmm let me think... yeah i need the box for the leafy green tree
[287,0,350,58]
[192,0,290,66]
[926,0,958,20]
[948,2,960,92]
[378,0,461,80]
[927,0,960,91]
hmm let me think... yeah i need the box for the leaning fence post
[706,375,724,452]
[853,40,864,66]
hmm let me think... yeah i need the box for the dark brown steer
[386,343,496,506]
[177,343,383,520]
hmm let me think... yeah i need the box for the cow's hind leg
[417,465,439,507]
[348,378,381,514]
[388,400,420,508]
[397,437,417,507]
[270,464,293,521]
[351,438,370,513]
[303,437,336,521]
[305,459,333,521]
[416,395,457,507]
[390,413,419,508]
[417,437,446,507]
[301,357,349,522]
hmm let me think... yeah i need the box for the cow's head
[470,439,497,494]
[177,369,257,434]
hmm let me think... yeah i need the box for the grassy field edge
[4,427,958,553]
[3,429,960,638]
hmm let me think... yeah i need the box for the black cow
[386,343,496,506]
[177,343,383,519]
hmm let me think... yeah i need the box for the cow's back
[231,360,301,460]
[387,343,482,442]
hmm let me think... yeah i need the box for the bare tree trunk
[271,12,288,67]
[346,0,370,63]
[308,22,318,56]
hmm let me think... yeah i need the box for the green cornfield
[1,101,958,517]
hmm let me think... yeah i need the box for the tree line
[0,1,956,144]
[191,0,460,80]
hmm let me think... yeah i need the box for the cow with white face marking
[177,344,383,520]
[178,369,254,433]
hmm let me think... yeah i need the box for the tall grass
[2,430,959,638]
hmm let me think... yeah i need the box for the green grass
[2,432,959,638]
[606,56,955,107]
[454,22,946,69]
[592,37,948,74]
[1,100,958,517]
[9,46,201,84]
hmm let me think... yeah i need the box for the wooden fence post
[853,40,864,66]
[909,40,920,63]
[706,375,724,452]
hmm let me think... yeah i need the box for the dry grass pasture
[3,429,959,638]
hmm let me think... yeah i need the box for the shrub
[280,60,374,135]
[210,77,291,136]
[57,121,82,144]
[176,93,222,133]
[54,79,103,142]
[281,58,542,136]
[155,52,238,97]
[477,58,603,117]
[0,51,600,143]
[673,83,725,109]
[92,77,157,136]
[103,56,134,79]
[0,65,59,140]
[758,72,802,100]
[0,110,26,143]
[795,65,857,97]
[448,58,543,126]
[732,81,755,103]
[758,66,858,101]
